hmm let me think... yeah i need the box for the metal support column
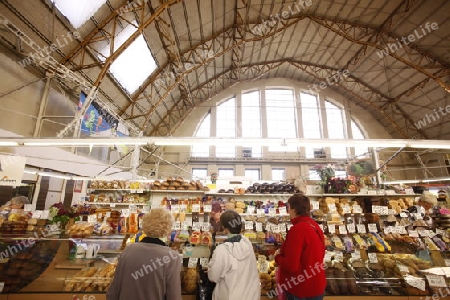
[33,73,53,137]
[371,147,382,187]
[131,131,143,180]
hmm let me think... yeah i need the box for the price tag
[372,206,380,214]
[257,209,265,217]
[182,222,190,230]
[394,227,407,235]
[351,251,361,260]
[192,222,201,231]
[192,204,200,213]
[408,230,419,237]
[445,259,450,267]
[137,189,144,194]
[122,209,130,217]
[171,204,180,213]
[202,223,210,231]
[385,190,396,195]
[287,224,293,231]
[268,208,276,217]
[324,251,333,262]
[413,213,423,220]
[427,230,436,238]
[436,228,446,236]
[347,224,356,233]
[256,222,263,232]
[278,207,287,215]
[180,204,188,212]
[367,190,377,195]
[334,251,343,262]
[200,258,209,268]
[356,224,366,234]
[0,282,4,293]
[398,264,409,273]
[368,223,378,232]
[188,257,199,268]
[32,210,43,219]
[327,204,337,213]
[405,188,414,194]
[245,221,254,230]
[400,212,408,218]
[105,212,111,218]
[129,204,138,213]
[203,204,212,212]
[273,224,281,233]
[23,204,33,212]
[312,201,319,210]
[404,275,426,291]
[110,203,116,208]
[328,224,335,234]
[342,205,351,214]
[142,205,150,213]
[171,221,181,230]
[247,205,255,214]
[88,214,97,223]
[40,210,50,219]
[384,226,393,234]
[279,223,287,232]
[426,275,447,288]
[130,189,136,194]
[338,225,347,235]
[318,224,324,232]
[368,253,378,263]
[388,209,396,215]
[353,205,363,214]
[259,261,270,273]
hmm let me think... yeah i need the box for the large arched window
[191,85,368,159]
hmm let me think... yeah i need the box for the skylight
[51,0,107,28]
[99,22,158,94]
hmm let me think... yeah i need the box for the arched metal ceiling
[1,0,449,140]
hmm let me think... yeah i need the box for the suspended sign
[78,92,130,153]
[0,155,26,186]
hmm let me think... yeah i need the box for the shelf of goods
[2,178,450,298]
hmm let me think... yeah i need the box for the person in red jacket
[274,193,326,300]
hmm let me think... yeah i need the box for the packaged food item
[118,217,128,234]
[190,230,201,245]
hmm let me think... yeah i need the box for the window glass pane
[325,101,346,158]
[52,0,106,28]
[272,168,285,181]
[309,170,320,180]
[245,169,260,181]
[301,93,321,158]
[217,98,236,137]
[241,91,261,138]
[192,168,208,180]
[218,169,234,179]
[266,89,297,152]
[192,115,210,157]
[335,170,347,178]
[351,120,369,157]
[216,146,236,158]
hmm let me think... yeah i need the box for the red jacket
[275,215,326,298]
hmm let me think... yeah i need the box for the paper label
[312,201,319,210]
[400,212,408,218]
[40,210,50,219]
[328,224,335,234]
[256,222,263,232]
[201,223,210,231]
[192,204,200,213]
[180,204,187,212]
[346,224,355,233]
[278,207,287,215]
[393,226,407,235]
[172,221,181,230]
[368,253,378,263]
[137,189,144,194]
[357,224,366,234]
[324,251,333,262]
[426,275,447,288]
[328,204,337,213]
[436,228,446,236]
[245,221,254,230]
[129,204,137,213]
[342,205,351,214]
[353,205,363,213]
[23,204,33,212]
[409,230,419,237]
[334,251,343,262]
[142,205,150,213]
[318,224,324,232]
[0,282,4,293]
[287,224,293,231]
[257,209,265,217]
[105,212,111,218]
[259,261,269,273]
[398,264,409,273]
[32,211,43,219]
[339,225,347,235]
[192,222,201,231]
[268,208,276,217]
[203,204,212,213]
[171,204,180,213]
[200,258,209,268]
[247,205,255,214]
[368,190,377,195]
[405,275,426,291]
[122,209,130,217]
[88,215,97,223]
[351,251,361,260]
[385,190,396,195]
[188,257,198,268]
[405,188,415,194]
[384,226,393,234]
[445,259,450,267]
[368,223,378,232]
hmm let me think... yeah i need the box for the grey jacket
[107,238,182,300]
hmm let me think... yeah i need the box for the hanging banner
[0,155,26,186]
[78,92,130,154]
[78,92,129,137]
